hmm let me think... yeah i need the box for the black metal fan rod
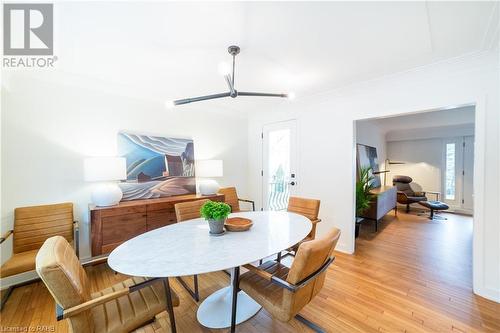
[170,45,289,107]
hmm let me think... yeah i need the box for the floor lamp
[382,159,406,186]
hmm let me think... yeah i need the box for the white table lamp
[84,157,127,206]
[196,160,223,195]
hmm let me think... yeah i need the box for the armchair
[173,199,210,302]
[392,175,427,212]
[235,227,341,332]
[0,202,80,310]
[36,236,180,333]
[218,187,255,212]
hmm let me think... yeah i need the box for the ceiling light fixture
[169,45,290,107]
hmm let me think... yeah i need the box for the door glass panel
[267,129,291,210]
[445,143,456,200]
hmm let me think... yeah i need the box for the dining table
[108,210,312,332]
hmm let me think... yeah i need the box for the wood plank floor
[1,210,499,332]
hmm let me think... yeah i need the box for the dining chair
[238,227,341,332]
[218,187,255,212]
[36,236,180,333]
[262,196,322,265]
[174,199,209,222]
[173,199,209,302]
[287,196,321,242]
[0,202,79,310]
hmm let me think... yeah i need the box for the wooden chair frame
[0,221,80,310]
[231,257,335,333]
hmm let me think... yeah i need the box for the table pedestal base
[197,286,261,328]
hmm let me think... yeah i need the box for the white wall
[387,138,445,194]
[247,51,499,302]
[355,120,387,179]
[386,124,475,202]
[1,73,249,274]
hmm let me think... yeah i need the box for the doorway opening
[353,105,476,290]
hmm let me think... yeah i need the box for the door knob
[290,181,296,186]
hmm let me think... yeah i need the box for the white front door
[443,136,474,213]
[462,136,474,212]
[262,120,298,211]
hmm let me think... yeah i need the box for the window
[445,143,455,200]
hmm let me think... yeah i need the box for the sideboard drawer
[102,213,147,245]
[147,209,176,231]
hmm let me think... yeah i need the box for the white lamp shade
[196,160,223,178]
[84,157,127,182]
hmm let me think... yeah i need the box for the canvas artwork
[356,144,381,188]
[117,132,196,201]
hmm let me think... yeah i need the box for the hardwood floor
[1,210,499,332]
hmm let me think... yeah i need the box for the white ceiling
[33,2,500,114]
[359,105,475,134]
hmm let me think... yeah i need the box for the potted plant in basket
[355,166,375,237]
[200,200,231,235]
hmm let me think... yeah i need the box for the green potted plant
[355,166,375,237]
[200,200,231,235]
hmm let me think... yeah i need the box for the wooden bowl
[225,217,253,232]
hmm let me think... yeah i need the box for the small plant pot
[207,218,226,235]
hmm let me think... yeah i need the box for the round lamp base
[199,179,220,196]
[91,183,123,206]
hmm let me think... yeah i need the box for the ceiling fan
[166,45,294,108]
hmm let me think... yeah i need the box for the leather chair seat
[1,240,75,278]
[406,196,427,202]
[91,276,180,333]
[0,249,39,278]
[239,261,292,322]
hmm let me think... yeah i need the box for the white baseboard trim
[335,242,354,255]
[474,285,500,303]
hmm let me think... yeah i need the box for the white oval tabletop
[108,211,311,278]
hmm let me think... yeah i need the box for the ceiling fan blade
[174,92,231,105]
[238,91,288,98]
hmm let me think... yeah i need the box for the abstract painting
[117,132,196,200]
[356,144,381,188]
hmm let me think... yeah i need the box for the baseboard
[474,285,500,303]
[335,242,354,254]
[396,203,473,216]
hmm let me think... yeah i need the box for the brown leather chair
[36,236,179,333]
[287,196,321,242]
[218,187,255,212]
[259,197,322,265]
[238,227,341,331]
[174,199,209,222]
[392,175,427,212]
[0,203,79,309]
[173,199,209,302]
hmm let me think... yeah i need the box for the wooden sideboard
[359,185,397,232]
[90,194,224,256]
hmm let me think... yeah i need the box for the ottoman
[418,200,449,219]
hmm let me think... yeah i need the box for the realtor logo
[3,3,53,55]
